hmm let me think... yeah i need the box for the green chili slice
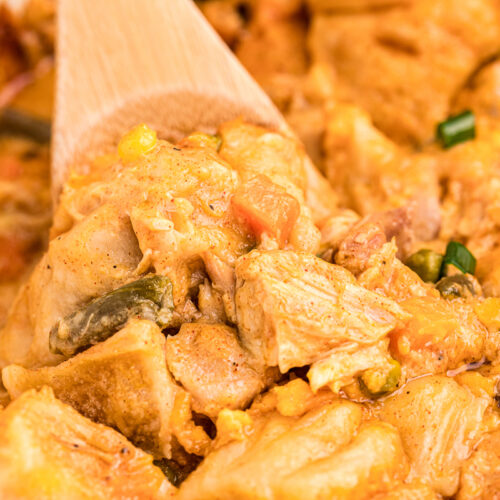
[49,275,174,357]
[436,110,475,148]
[442,241,476,275]
[405,249,443,283]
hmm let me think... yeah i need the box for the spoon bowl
[52,0,286,198]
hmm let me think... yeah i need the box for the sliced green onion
[49,275,174,356]
[436,110,475,148]
[442,241,476,275]
[405,249,443,283]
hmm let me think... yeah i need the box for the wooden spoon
[52,0,287,198]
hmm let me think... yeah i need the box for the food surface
[2,0,500,499]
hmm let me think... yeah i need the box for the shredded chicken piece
[235,249,407,372]
[307,339,394,393]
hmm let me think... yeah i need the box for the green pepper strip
[49,275,174,357]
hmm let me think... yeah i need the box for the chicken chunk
[235,249,407,372]
[458,430,500,500]
[380,375,488,497]
[357,241,434,302]
[436,130,500,257]
[0,387,173,499]
[2,319,175,458]
[165,323,265,418]
[177,400,363,499]
[335,206,423,275]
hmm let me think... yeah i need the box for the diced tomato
[231,174,300,246]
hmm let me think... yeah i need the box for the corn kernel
[397,335,411,355]
[118,123,157,162]
[216,409,252,440]
[272,378,314,417]
[475,297,500,332]
[183,132,222,151]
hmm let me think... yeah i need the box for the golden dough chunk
[3,319,175,458]
[274,422,408,500]
[177,400,362,500]
[458,430,500,500]
[380,375,488,497]
[0,386,174,499]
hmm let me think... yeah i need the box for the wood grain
[52,0,287,199]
